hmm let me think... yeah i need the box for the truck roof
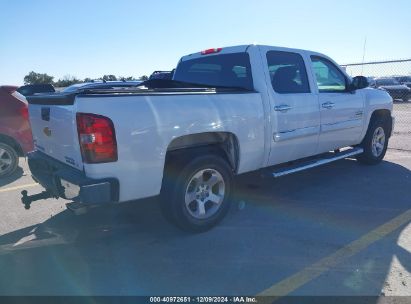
[180,44,325,62]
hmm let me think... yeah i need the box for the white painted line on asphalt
[0,183,38,194]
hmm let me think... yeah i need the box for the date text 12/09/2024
[149,296,257,303]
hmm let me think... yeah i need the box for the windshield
[173,53,254,90]
[17,84,55,96]
[399,76,411,82]
[376,78,400,86]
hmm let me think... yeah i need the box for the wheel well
[370,109,392,136]
[0,134,23,156]
[165,132,240,173]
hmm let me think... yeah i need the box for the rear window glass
[173,53,254,90]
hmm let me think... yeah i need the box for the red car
[0,85,34,177]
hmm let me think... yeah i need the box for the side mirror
[350,76,369,90]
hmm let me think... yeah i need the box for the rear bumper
[28,151,119,204]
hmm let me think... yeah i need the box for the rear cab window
[173,53,254,91]
[266,51,311,94]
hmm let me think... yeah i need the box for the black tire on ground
[0,142,19,178]
[161,154,233,233]
[356,117,389,165]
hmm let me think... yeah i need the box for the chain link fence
[341,59,411,151]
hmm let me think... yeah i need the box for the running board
[272,147,364,178]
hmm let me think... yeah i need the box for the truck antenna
[361,36,367,75]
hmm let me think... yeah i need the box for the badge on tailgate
[43,127,52,137]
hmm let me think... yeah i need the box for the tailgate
[27,93,83,170]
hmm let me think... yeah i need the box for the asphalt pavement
[0,149,410,297]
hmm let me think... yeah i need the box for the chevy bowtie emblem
[43,127,52,137]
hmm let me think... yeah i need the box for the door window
[266,51,310,94]
[311,56,347,93]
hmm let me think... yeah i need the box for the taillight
[201,48,222,55]
[76,113,117,163]
[20,107,29,120]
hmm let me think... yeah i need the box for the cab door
[310,56,365,153]
[260,48,321,166]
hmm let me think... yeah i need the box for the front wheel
[356,118,389,165]
[161,154,233,232]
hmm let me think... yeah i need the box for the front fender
[360,88,393,139]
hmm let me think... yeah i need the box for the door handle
[322,102,335,109]
[274,105,292,112]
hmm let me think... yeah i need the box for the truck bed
[27,85,265,202]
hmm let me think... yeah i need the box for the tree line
[23,71,149,87]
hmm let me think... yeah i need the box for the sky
[1,0,410,85]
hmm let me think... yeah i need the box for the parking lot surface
[0,147,410,297]
[391,103,411,151]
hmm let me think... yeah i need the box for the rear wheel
[161,154,233,232]
[356,118,389,165]
[0,142,19,178]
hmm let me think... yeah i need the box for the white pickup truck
[22,45,394,232]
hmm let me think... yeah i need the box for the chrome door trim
[321,118,363,133]
[274,125,320,142]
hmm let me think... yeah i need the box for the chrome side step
[272,147,364,178]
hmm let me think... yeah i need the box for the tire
[0,142,19,178]
[356,117,389,165]
[161,154,233,233]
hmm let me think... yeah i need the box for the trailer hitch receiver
[21,190,56,210]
